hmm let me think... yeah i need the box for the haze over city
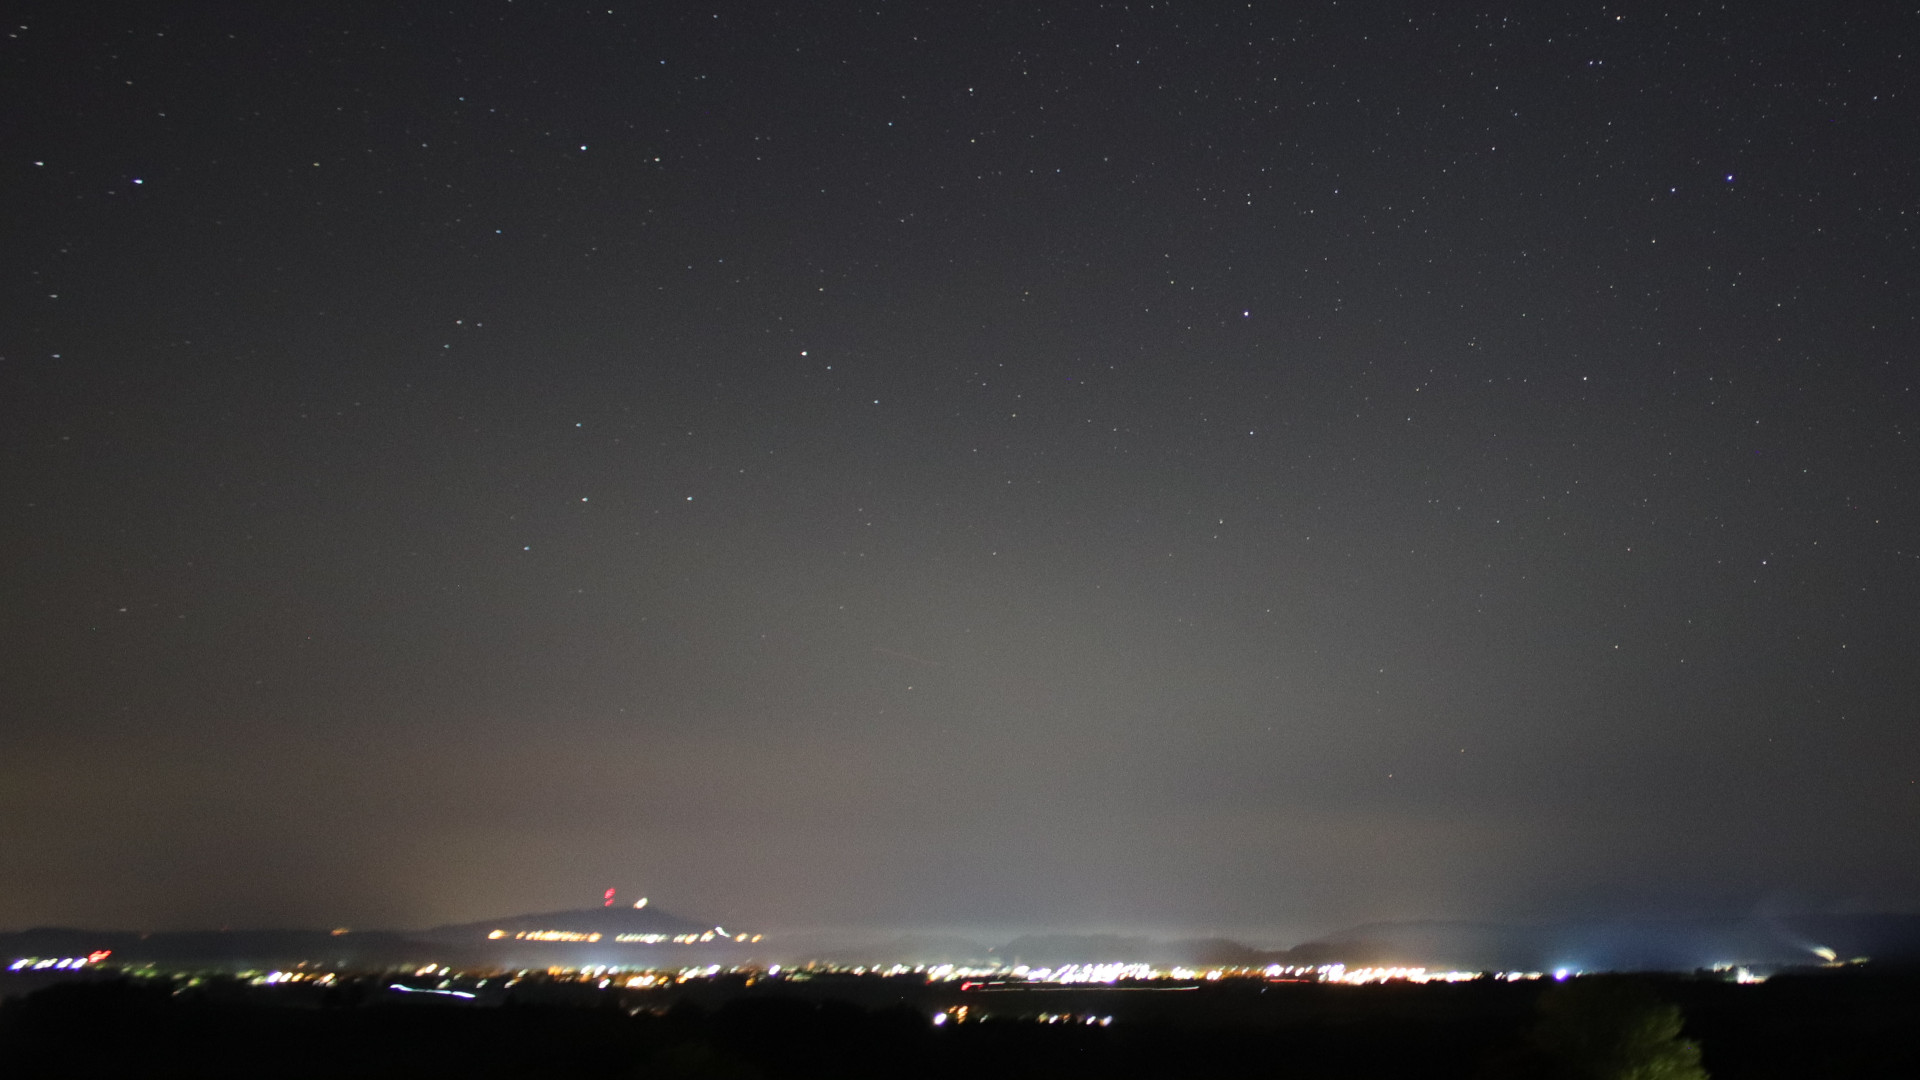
[3,0,1915,944]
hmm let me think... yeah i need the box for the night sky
[3,2,1916,940]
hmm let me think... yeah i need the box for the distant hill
[419,903,719,944]
[786,932,998,966]
[811,913,1920,972]
[0,903,759,974]
[1289,913,1920,972]
[404,902,764,969]
[996,934,1272,968]
[0,926,475,971]
[9,911,1915,976]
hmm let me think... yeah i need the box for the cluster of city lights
[666,929,762,944]
[2,949,1585,988]
[933,1005,1111,1027]
[897,961,1503,987]
[390,984,476,1000]
[256,970,336,986]
[1310,964,1485,985]
[8,952,1801,1018]
[487,927,763,945]
[8,951,110,971]
[1006,963,1157,984]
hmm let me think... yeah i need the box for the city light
[476,923,762,947]
[390,984,476,1000]
[513,930,602,942]
[1309,964,1482,985]
[8,952,111,971]
[935,1004,1111,1028]
[0,949,1571,1003]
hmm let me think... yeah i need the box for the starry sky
[3,1,1916,939]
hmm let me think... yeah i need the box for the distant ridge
[1290,913,1920,972]
[420,903,717,944]
[0,927,468,970]
[996,934,1271,968]
[7,912,1915,975]
[766,914,1920,971]
[0,902,761,974]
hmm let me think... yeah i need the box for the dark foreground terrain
[2,970,1914,1078]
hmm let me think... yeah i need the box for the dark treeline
[2,971,1915,1078]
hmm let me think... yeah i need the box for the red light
[87,950,111,963]
[603,888,616,907]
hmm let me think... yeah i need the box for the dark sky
[3,1,1916,939]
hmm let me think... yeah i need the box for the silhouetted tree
[1529,977,1708,1080]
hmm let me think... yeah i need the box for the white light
[390,984,476,1000]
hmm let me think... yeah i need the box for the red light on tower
[603,888,616,907]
